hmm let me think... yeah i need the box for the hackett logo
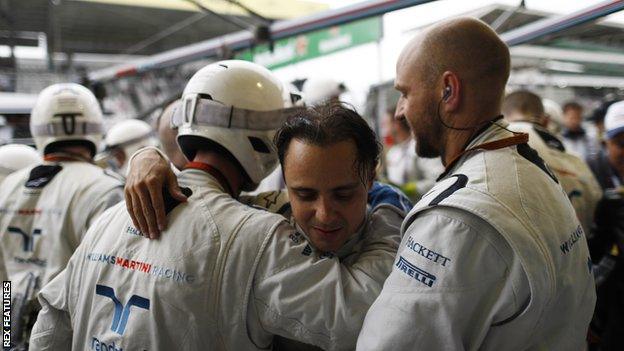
[95,285,150,335]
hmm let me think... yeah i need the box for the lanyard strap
[441,133,529,178]
[184,162,234,197]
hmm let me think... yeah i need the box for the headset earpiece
[443,86,451,101]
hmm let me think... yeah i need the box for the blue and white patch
[395,256,437,287]
[289,231,303,244]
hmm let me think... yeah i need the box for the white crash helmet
[283,82,304,108]
[172,60,288,190]
[102,118,159,172]
[0,143,41,176]
[302,77,346,105]
[104,119,158,157]
[543,98,564,134]
[30,83,103,156]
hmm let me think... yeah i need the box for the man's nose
[314,197,338,224]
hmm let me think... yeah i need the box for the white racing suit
[508,121,602,234]
[0,160,123,344]
[358,122,596,350]
[242,188,407,351]
[30,168,402,351]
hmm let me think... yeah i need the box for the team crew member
[0,144,40,284]
[302,78,346,106]
[127,104,410,351]
[358,18,595,350]
[503,90,602,234]
[0,83,123,346]
[586,100,624,349]
[561,101,599,159]
[30,61,400,351]
[0,143,41,184]
[100,119,159,176]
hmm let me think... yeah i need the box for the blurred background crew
[383,106,443,200]
[302,77,346,106]
[588,100,624,190]
[101,119,159,176]
[0,115,11,144]
[503,90,602,234]
[587,100,624,351]
[155,99,187,171]
[0,83,123,348]
[561,101,599,159]
[0,143,40,184]
[542,98,564,135]
[589,100,618,143]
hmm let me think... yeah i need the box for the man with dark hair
[270,103,408,254]
[562,101,599,159]
[31,62,404,350]
[358,18,594,350]
[121,99,409,350]
[503,90,602,234]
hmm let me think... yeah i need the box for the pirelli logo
[396,256,436,287]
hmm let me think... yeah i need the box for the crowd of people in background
[0,16,622,351]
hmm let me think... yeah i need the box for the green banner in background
[236,16,382,69]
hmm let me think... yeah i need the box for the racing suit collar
[439,120,528,181]
[44,152,93,164]
[183,161,234,197]
[179,166,231,196]
[293,212,369,260]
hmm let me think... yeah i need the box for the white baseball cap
[605,100,624,139]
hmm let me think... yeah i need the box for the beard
[411,101,442,158]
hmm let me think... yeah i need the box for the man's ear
[367,171,376,190]
[113,148,126,168]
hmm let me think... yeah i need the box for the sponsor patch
[405,236,451,267]
[95,285,150,335]
[395,256,437,287]
[288,232,303,244]
[86,252,195,285]
[25,165,63,188]
[301,244,312,256]
[91,337,122,351]
[125,225,145,237]
[560,225,583,255]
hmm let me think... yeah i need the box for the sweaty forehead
[283,139,360,186]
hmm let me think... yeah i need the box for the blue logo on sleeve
[395,256,437,287]
[95,285,150,335]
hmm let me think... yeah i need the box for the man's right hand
[124,148,188,239]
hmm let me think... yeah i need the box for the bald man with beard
[357,18,595,350]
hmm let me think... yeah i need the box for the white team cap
[605,100,624,139]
